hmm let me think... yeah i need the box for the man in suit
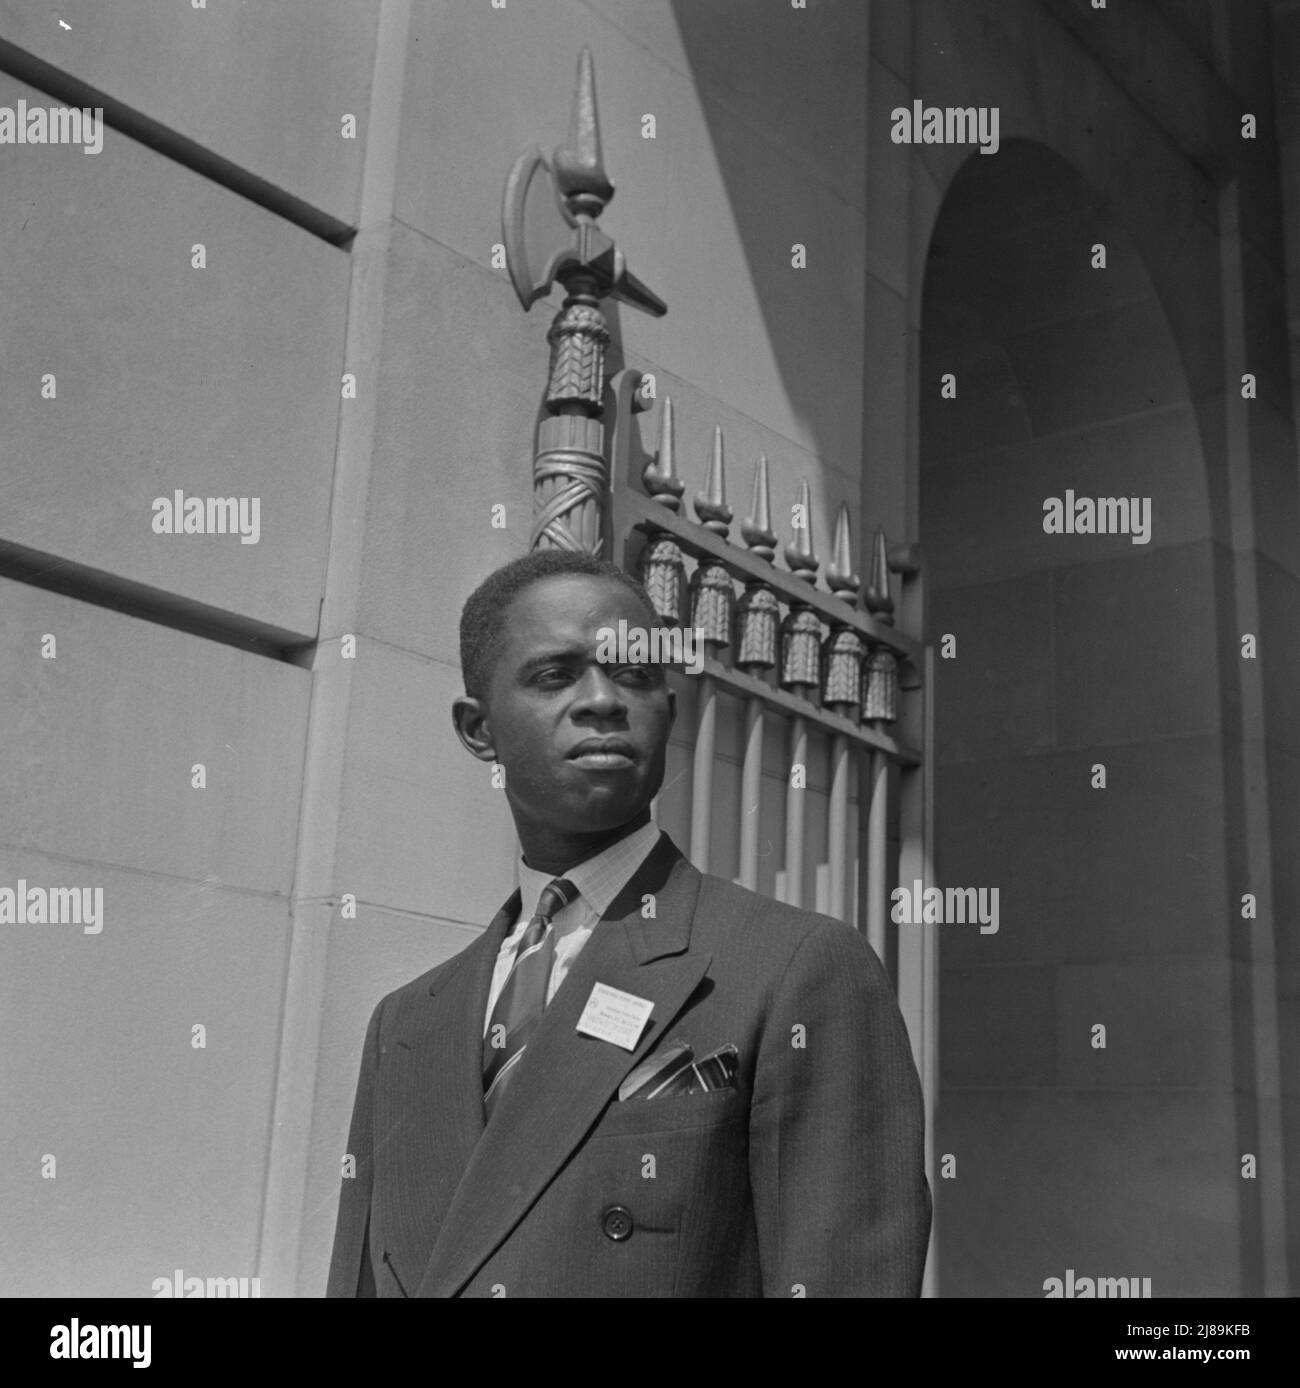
[327,548,931,1297]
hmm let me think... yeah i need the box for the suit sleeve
[326,998,384,1297]
[748,918,931,1296]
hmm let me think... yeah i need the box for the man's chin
[571,803,650,834]
[530,796,654,837]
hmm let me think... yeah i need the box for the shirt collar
[516,820,662,923]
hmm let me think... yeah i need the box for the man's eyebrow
[517,646,587,673]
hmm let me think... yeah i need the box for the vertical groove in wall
[1216,178,1288,1297]
[886,0,941,1300]
[255,0,414,1296]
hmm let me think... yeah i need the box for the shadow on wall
[665,0,869,469]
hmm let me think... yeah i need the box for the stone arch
[918,137,1240,1296]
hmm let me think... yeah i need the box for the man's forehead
[505,575,651,636]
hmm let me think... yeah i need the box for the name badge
[576,983,655,1051]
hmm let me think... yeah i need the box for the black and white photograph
[0,0,1295,1357]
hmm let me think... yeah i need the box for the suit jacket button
[601,1205,634,1241]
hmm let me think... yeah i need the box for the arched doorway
[920,141,1240,1296]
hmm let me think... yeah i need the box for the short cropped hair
[459,549,658,701]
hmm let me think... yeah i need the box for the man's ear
[452,695,498,762]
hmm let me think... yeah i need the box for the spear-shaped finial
[822,503,864,712]
[861,524,899,723]
[643,395,685,512]
[503,47,665,316]
[554,46,614,216]
[782,483,821,694]
[507,47,666,555]
[780,479,822,691]
[735,455,779,673]
[826,502,860,600]
[690,424,735,649]
[863,524,895,623]
[639,395,685,622]
[741,455,776,561]
[783,478,819,584]
[693,426,733,538]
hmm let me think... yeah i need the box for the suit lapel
[416,834,708,1298]
[377,889,519,1288]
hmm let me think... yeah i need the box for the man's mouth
[568,737,637,768]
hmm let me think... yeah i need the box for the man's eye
[533,668,572,684]
[617,665,657,683]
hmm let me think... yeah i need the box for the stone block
[0,579,310,894]
[868,61,914,299]
[0,73,348,636]
[936,1089,1241,1295]
[1052,542,1226,747]
[335,639,520,927]
[1004,298,1193,440]
[922,407,1213,591]
[940,963,1057,1088]
[0,0,374,226]
[934,740,1231,965]
[930,570,1054,764]
[1055,959,1234,1089]
[0,855,290,1296]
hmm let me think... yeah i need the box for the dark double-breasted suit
[327,832,931,1297]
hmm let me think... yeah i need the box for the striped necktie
[482,877,580,1120]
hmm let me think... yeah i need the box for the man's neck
[519,812,652,876]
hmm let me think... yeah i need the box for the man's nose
[571,664,627,715]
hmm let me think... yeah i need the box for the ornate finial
[643,395,685,513]
[781,605,823,690]
[826,502,859,599]
[863,524,895,623]
[503,49,666,317]
[735,455,779,673]
[861,525,899,723]
[693,426,732,537]
[821,503,864,712]
[741,454,777,560]
[690,563,734,651]
[503,48,666,554]
[502,48,663,317]
[689,426,735,649]
[638,395,685,622]
[736,585,779,672]
[554,46,614,218]
[861,647,899,722]
[780,480,822,691]
[783,479,819,585]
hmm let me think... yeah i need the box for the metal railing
[607,375,923,966]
